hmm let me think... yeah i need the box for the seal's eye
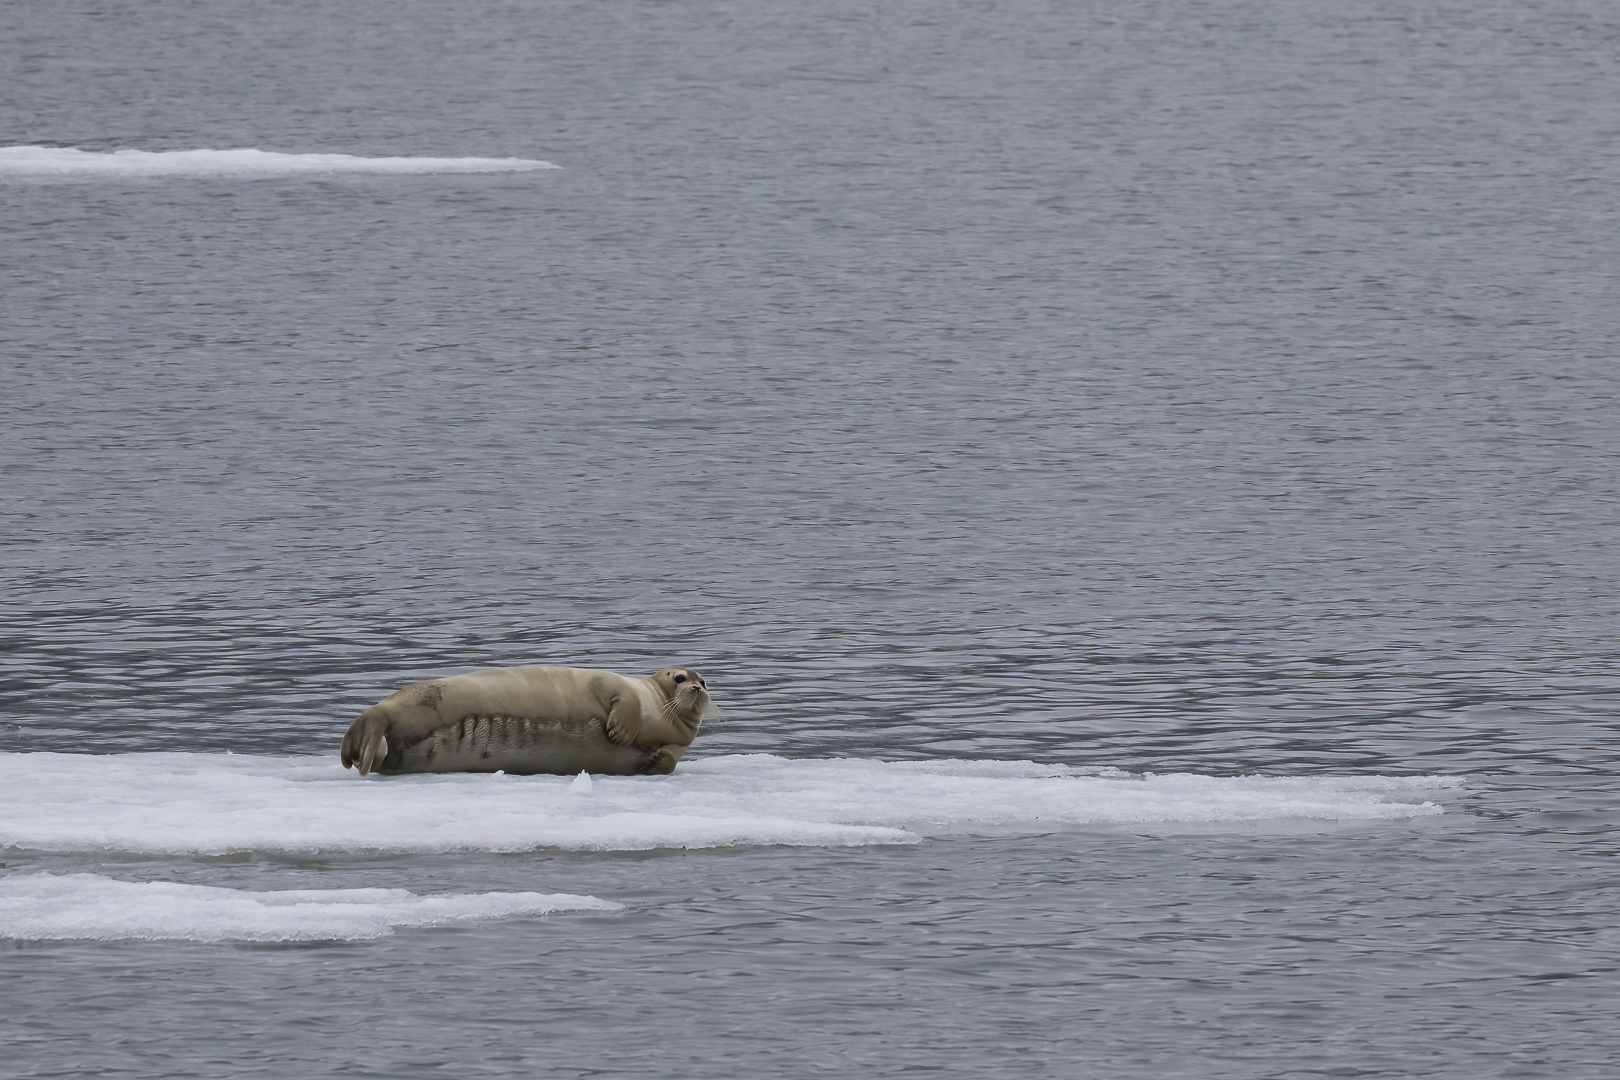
[673,674,687,684]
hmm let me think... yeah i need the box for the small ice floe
[0,872,619,942]
[0,146,559,177]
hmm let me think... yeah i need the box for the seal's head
[650,666,710,720]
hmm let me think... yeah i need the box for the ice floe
[0,146,557,177]
[0,752,1457,856]
[0,872,617,942]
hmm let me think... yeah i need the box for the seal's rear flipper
[358,734,388,776]
[340,705,392,776]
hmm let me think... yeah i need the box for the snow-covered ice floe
[0,873,618,942]
[0,145,558,177]
[0,753,1458,856]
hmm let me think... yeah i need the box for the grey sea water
[3,0,1618,1076]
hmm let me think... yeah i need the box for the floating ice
[0,873,618,942]
[0,753,1456,856]
[0,146,558,177]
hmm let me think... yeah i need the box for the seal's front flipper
[638,744,686,775]
[603,695,642,747]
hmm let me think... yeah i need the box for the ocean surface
[3,0,1618,1076]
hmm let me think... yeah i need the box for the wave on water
[0,753,1458,856]
[0,873,618,942]
[0,146,558,177]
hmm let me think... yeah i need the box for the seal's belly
[379,714,651,776]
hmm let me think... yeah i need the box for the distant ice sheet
[0,146,558,177]
[0,753,1456,856]
[0,873,618,942]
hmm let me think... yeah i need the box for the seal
[339,665,712,777]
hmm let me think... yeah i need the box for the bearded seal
[339,665,712,777]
